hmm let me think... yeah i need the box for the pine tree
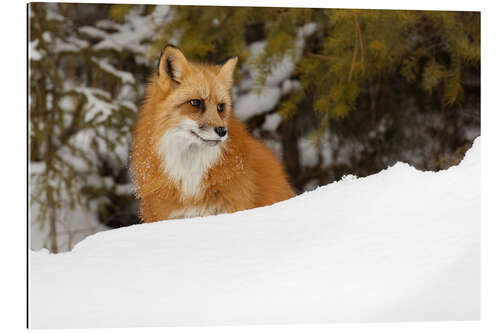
[29,3,168,252]
[29,4,480,251]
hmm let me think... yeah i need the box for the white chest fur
[157,121,222,199]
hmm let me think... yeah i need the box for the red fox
[131,45,295,223]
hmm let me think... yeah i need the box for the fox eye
[217,103,224,113]
[189,99,201,107]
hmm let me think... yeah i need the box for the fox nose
[214,127,227,138]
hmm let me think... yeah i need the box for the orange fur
[131,46,295,222]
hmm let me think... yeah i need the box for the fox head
[143,45,238,196]
[151,45,238,147]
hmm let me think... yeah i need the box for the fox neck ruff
[157,124,225,200]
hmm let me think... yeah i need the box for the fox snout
[200,122,227,138]
[198,124,228,138]
[189,122,228,146]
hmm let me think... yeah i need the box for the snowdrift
[30,138,480,328]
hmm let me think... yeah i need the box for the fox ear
[157,44,190,88]
[218,56,238,86]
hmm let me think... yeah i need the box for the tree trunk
[48,192,58,254]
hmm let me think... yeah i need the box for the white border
[2,0,498,332]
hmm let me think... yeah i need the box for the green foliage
[157,7,478,125]
[300,10,479,121]
[109,4,135,22]
[154,7,318,83]
[154,6,252,63]
[277,88,305,119]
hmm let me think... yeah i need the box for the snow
[234,86,282,121]
[54,36,89,53]
[262,112,283,132]
[296,130,337,169]
[29,162,46,175]
[298,136,319,167]
[44,3,65,22]
[300,22,317,37]
[78,26,109,40]
[29,39,42,61]
[30,199,109,253]
[91,57,135,84]
[298,130,335,168]
[79,6,171,54]
[115,183,135,196]
[72,87,117,123]
[30,137,480,328]
[29,162,110,253]
[58,95,75,112]
[42,31,52,42]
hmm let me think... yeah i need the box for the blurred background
[29,3,480,253]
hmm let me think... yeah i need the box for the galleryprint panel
[29,2,480,328]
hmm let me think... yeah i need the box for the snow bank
[30,138,480,328]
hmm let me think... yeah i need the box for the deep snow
[30,137,480,328]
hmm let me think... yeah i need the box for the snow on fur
[30,137,480,328]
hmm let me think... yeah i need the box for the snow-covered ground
[30,137,480,328]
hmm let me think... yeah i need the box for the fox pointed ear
[157,44,190,88]
[218,56,238,86]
